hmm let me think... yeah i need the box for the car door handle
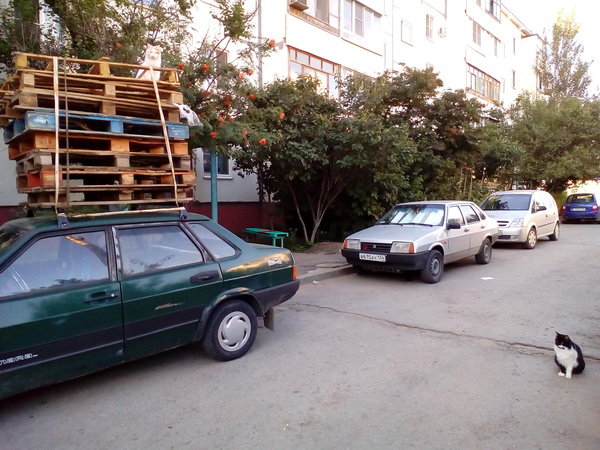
[190,270,221,284]
[84,292,119,303]
[464,228,470,232]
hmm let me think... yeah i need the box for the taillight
[593,204,598,211]
[561,205,566,212]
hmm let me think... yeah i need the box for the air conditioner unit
[289,0,309,11]
[438,27,447,38]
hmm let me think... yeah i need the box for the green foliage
[535,9,592,99]
[508,94,600,192]
[0,0,195,75]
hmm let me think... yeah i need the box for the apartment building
[194,0,540,209]
[0,0,540,223]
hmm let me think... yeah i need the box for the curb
[298,265,355,285]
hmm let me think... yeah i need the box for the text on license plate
[359,253,386,262]
[572,207,586,211]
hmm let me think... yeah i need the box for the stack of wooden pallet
[0,53,194,208]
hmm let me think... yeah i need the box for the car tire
[522,227,537,249]
[202,300,258,361]
[475,238,492,264]
[549,222,560,241]
[420,250,444,284]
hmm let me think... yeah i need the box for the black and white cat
[554,332,585,379]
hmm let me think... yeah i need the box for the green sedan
[0,210,299,400]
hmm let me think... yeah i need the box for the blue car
[561,193,600,223]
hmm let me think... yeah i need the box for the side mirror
[447,221,461,230]
[538,205,547,212]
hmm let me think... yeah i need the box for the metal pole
[210,149,218,222]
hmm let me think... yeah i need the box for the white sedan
[341,201,499,283]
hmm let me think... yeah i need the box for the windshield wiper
[402,222,434,227]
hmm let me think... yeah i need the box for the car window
[379,204,445,226]
[459,205,480,224]
[481,194,531,210]
[118,225,203,276]
[0,231,109,297]
[447,206,465,226]
[187,223,237,259]
[567,194,593,203]
[532,194,544,212]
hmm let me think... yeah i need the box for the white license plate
[359,253,386,262]
[572,207,586,211]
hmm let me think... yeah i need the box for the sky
[502,0,600,92]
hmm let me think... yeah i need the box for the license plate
[359,253,386,262]
[572,207,586,211]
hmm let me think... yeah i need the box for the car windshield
[481,194,531,211]
[567,194,594,203]
[377,204,445,226]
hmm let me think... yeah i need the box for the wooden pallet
[1,54,183,123]
[13,53,180,85]
[14,149,191,174]
[7,131,188,160]
[24,189,193,208]
[17,166,195,190]
[4,110,188,143]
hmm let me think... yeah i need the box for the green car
[0,210,299,400]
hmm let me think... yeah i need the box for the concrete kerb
[292,251,354,285]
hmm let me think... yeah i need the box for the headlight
[344,239,360,250]
[390,242,414,253]
[510,218,525,227]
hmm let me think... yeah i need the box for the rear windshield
[481,194,531,211]
[566,194,595,203]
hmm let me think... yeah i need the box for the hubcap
[430,257,441,275]
[218,312,251,352]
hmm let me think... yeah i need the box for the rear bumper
[341,249,430,271]
[253,279,300,314]
[563,211,600,221]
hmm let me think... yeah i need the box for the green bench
[244,228,289,247]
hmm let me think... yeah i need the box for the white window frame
[472,20,482,46]
[467,64,500,101]
[401,21,413,45]
[426,14,434,40]
[201,150,232,179]
[343,0,381,41]
[289,48,340,97]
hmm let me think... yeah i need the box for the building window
[485,0,501,21]
[472,21,482,46]
[315,0,329,22]
[203,151,230,178]
[425,14,434,39]
[467,64,500,101]
[289,48,340,96]
[493,36,500,56]
[512,70,516,88]
[512,37,516,55]
[343,0,381,40]
[401,21,413,45]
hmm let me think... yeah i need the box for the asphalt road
[1,223,599,449]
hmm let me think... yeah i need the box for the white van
[480,190,560,249]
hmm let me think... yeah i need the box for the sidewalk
[292,243,354,284]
